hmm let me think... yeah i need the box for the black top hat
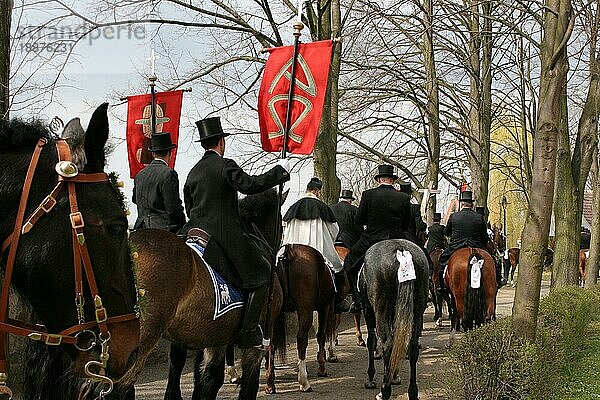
[195,116,230,142]
[399,182,412,194]
[147,132,176,152]
[433,212,442,222]
[459,190,474,203]
[307,177,323,190]
[340,189,355,200]
[374,164,398,181]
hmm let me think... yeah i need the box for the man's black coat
[181,150,289,290]
[132,159,186,233]
[343,185,411,270]
[330,200,364,249]
[439,207,488,266]
[426,222,447,253]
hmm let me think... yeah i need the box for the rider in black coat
[426,212,447,253]
[439,191,488,280]
[330,189,364,249]
[132,132,186,233]
[341,165,411,312]
[181,117,290,348]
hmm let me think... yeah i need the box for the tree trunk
[467,1,492,209]
[0,0,11,126]
[422,0,440,224]
[553,17,600,287]
[586,153,600,287]
[513,0,572,340]
[552,90,580,287]
[313,0,341,204]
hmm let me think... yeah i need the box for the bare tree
[0,0,12,125]
[585,151,600,286]
[552,0,600,287]
[513,0,573,340]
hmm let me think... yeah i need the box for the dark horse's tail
[389,277,415,382]
[464,250,486,330]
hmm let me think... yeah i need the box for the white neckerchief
[304,192,318,199]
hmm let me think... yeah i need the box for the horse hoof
[357,338,366,347]
[229,377,240,384]
[376,392,383,400]
[300,385,313,392]
[373,353,382,360]
[435,319,443,328]
[318,370,328,377]
[391,377,401,385]
[364,381,377,389]
[328,355,338,363]
[264,386,276,394]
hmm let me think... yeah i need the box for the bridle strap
[0,138,46,371]
[0,138,138,379]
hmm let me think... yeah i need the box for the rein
[0,138,138,398]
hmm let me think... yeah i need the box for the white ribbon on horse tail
[470,256,484,289]
[396,250,416,283]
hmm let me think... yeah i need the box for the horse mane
[0,119,53,149]
[238,188,278,222]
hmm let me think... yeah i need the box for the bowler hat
[374,164,398,181]
[147,132,176,152]
[459,190,474,203]
[399,182,412,194]
[195,116,230,142]
[340,189,355,200]
[307,177,323,190]
[433,212,442,222]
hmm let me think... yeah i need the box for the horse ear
[61,118,87,170]
[281,189,290,206]
[84,103,110,172]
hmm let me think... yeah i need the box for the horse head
[0,104,139,382]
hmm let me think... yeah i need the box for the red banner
[258,40,333,154]
[126,90,183,178]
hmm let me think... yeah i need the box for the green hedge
[445,286,600,400]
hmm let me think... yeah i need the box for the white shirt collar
[154,158,168,166]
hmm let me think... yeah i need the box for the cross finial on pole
[147,49,160,78]
[417,181,442,217]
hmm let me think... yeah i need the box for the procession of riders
[133,116,508,349]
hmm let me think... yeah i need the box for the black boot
[237,285,268,349]
[334,272,350,313]
[347,268,362,314]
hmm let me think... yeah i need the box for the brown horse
[266,244,336,393]
[508,247,554,286]
[107,190,285,400]
[430,247,451,327]
[579,249,589,287]
[444,248,497,340]
[326,245,365,363]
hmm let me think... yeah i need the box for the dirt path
[135,281,550,399]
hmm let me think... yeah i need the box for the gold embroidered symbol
[267,54,317,143]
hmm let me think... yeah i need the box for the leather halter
[0,138,138,389]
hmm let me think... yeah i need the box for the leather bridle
[0,138,139,398]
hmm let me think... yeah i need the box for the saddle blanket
[187,242,245,320]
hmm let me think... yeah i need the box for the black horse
[360,239,428,400]
[0,105,140,399]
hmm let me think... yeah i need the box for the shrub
[445,318,560,400]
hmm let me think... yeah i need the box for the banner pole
[149,75,157,138]
[263,18,304,348]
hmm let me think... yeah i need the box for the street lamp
[501,195,507,241]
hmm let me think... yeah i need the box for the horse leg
[327,313,339,363]
[355,312,366,346]
[510,263,516,286]
[407,313,424,400]
[363,305,377,390]
[264,343,276,394]
[430,279,441,322]
[379,336,393,400]
[238,348,264,400]
[448,293,458,343]
[317,306,331,376]
[164,343,187,400]
[296,309,313,392]
[225,344,240,384]
[191,347,225,400]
